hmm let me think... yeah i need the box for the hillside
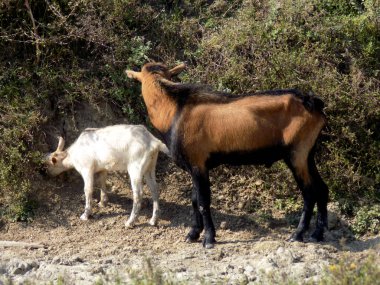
[0,0,379,283]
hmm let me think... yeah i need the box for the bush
[351,204,380,235]
[319,255,380,285]
[0,66,43,221]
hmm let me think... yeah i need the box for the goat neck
[141,74,177,133]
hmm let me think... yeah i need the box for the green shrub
[0,66,43,221]
[351,204,380,235]
[319,255,380,285]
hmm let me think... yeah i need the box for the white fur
[45,124,169,227]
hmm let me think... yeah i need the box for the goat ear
[56,136,65,152]
[125,70,142,82]
[51,152,67,164]
[169,63,186,76]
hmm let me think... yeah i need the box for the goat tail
[156,141,170,156]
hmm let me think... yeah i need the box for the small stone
[72,256,84,263]
[226,264,234,271]
[276,247,285,254]
[52,256,61,264]
[245,265,254,274]
[12,267,25,275]
[220,221,227,229]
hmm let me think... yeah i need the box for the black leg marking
[290,185,316,242]
[185,186,204,243]
[309,155,329,242]
[186,167,216,248]
[285,158,316,242]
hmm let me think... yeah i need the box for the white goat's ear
[51,156,58,165]
[125,70,142,82]
[50,152,67,164]
[56,136,65,152]
[169,63,186,76]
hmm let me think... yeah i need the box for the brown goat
[126,62,329,248]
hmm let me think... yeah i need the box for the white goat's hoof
[80,214,89,221]
[98,201,108,208]
[125,221,135,228]
[149,219,158,226]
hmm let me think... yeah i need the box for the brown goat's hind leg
[291,185,316,242]
[285,158,316,242]
[309,156,328,242]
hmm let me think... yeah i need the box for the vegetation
[319,255,380,285]
[0,0,379,235]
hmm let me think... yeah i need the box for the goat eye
[52,157,57,164]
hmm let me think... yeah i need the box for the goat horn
[125,70,142,82]
[56,136,65,151]
[169,63,186,76]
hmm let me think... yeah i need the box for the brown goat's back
[176,93,325,170]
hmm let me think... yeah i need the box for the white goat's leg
[125,169,143,228]
[145,167,159,226]
[80,170,94,220]
[98,171,108,207]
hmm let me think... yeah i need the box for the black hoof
[185,232,200,243]
[185,236,198,243]
[202,239,216,249]
[288,232,304,242]
[310,231,324,242]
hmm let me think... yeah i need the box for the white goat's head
[44,136,68,176]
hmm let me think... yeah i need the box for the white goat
[44,124,169,228]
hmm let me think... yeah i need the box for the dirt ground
[1,157,379,284]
